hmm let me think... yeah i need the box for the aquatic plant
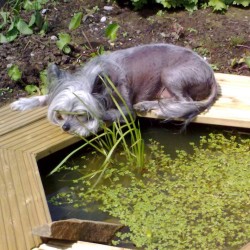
[49,75,145,188]
[53,133,250,249]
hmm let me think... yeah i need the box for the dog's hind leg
[10,95,48,111]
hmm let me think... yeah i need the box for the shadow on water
[38,118,249,222]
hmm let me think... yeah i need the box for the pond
[39,120,211,219]
[38,119,250,249]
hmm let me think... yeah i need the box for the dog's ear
[92,74,108,94]
[47,64,63,81]
[47,64,67,92]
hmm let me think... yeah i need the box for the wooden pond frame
[0,73,250,250]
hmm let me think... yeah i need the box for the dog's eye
[76,114,88,122]
[56,113,63,120]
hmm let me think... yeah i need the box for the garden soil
[0,0,249,107]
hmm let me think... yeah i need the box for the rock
[104,6,113,11]
[41,9,48,15]
[32,219,124,244]
[100,16,107,23]
[50,35,58,41]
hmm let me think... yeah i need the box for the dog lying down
[11,43,220,137]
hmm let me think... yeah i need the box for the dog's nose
[62,123,70,132]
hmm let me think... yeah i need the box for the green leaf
[63,45,71,54]
[23,0,45,10]
[39,69,48,86]
[208,0,228,10]
[8,20,15,32]
[40,85,47,95]
[5,27,19,42]
[0,12,9,30]
[29,13,36,27]
[39,20,48,35]
[25,84,40,95]
[16,19,33,35]
[23,0,34,11]
[8,65,22,81]
[34,11,44,29]
[233,0,250,6]
[0,33,8,43]
[245,57,250,68]
[105,23,120,42]
[56,33,71,50]
[69,12,83,30]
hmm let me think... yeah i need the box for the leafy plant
[56,32,71,54]
[230,35,246,47]
[0,0,48,43]
[39,69,48,94]
[7,64,48,95]
[23,0,48,11]
[105,23,120,42]
[126,0,249,11]
[29,10,48,35]
[69,12,83,30]
[8,64,22,81]
[24,84,40,94]
[231,56,250,69]
[0,87,13,96]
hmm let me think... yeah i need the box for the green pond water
[38,119,249,222]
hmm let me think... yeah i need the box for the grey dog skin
[11,44,220,136]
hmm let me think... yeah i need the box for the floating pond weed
[51,133,250,249]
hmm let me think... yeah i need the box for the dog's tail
[159,80,220,124]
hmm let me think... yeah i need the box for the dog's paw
[10,98,39,111]
[133,101,153,112]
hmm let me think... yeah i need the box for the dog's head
[46,64,104,137]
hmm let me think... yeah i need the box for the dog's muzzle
[62,122,70,132]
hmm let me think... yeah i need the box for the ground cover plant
[0,0,48,43]
[128,0,250,11]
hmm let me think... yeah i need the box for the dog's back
[96,44,218,105]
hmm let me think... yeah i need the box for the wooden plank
[215,73,250,85]
[0,148,25,250]
[18,150,50,246]
[35,135,80,160]
[25,152,52,224]
[34,240,131,250]
[0,106,46,136]
[0,149,16,250]
[7,149,36,249]
[0,119,52,148]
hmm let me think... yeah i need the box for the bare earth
[0,0,249,107]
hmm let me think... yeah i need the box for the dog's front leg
[11,95,48,111]
[133,100,160,113]
[103,106,135,122]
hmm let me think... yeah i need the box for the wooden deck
[0,73,249,250]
